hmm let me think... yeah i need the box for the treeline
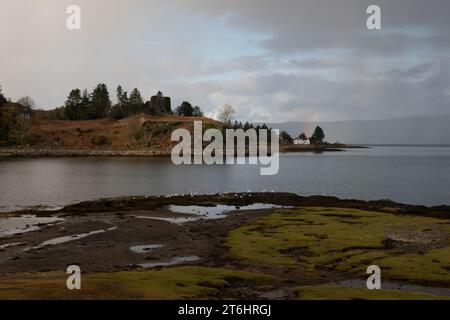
[279,126,326,144]
[62,84,111,120]
[59,84,204,121]
[174,101,203,118]
[0,84,206,145]
[231,121,270,132]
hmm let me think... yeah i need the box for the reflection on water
[1,146,450,211]
[134,203,290,225]
[0,242,25,250]
[137,256,200,269]
[29,226,116,250]
[133,215,200,225]
[130,244,164,254]
[168,203,290,220]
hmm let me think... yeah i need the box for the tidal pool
[0,215,64,237]
[133,215,200,225]
[130,244,164,254]
[137,256,200,268]
[134,203,290,225]
[168,203,291,220]
[29,226,117,250]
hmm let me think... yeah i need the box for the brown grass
[26,114,223,150]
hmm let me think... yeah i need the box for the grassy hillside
[22,114,222,152]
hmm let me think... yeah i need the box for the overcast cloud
[1,0,449,122]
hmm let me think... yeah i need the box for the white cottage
[294,137,310,145]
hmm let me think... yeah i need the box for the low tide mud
[0,193,449,300]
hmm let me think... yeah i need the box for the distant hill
[267,114,450,145]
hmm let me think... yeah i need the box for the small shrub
[91,134,108,145]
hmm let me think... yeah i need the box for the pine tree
[64,89,82,120]
[80,89,91,120]
[116,85,129,106]
[310,126,325,144]
[175,101,194,116]
[129,88,144,106]
[192,106,203,116]
[90,84,111,119]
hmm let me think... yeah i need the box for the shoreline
[0,144,367,158]
[5,192,449,219]
[0,147,170,158]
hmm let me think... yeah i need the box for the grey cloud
[178,0,450,54]
[168,59,450,122]
[1,0,449,122]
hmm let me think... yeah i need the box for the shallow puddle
[137,256,200,268]
[0,215,64,237]
[130,244,164,254]
[30,226,117,250]
[134,215,200,225]
[0,242,26,250]
[134,203,289,225]
[168,203,289,219]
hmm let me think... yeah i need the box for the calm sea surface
[1,146,450,212]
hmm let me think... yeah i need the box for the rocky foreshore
[0,144,367,158]
[0,192,449,299]
[0,147,170,157]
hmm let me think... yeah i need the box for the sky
[1,0,449,123]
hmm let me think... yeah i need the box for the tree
[310,126,325,144]
[0,86,6,108]
[80,89,91,120]
[279,131,294,144]
[129,88,144,106]
[16,96,35,115]
[113,85,130,119]
[175,101,194,116]
[64,89,83,120]
[298,132,308,141]
[218,104,235,126]
[192,106,203,116]
[128,88,145,114]
[15,96,35,145]
[0,86,8,142]
[90,83,111,119]
[0,105,18,143]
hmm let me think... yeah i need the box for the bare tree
[218,104,235,126]
[16,96,35,147]
[17,96,35,114]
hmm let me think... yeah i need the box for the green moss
[225,207,450,285]
[0,267,276,300]
[297,285,449,300]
